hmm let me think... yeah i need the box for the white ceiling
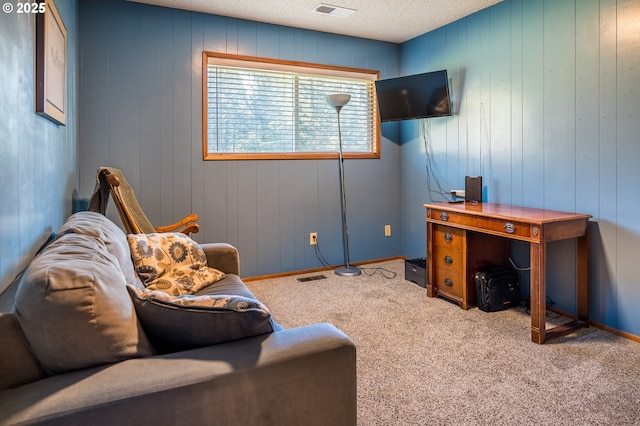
[128,0,503,43]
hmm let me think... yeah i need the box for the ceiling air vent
[312,3,356,18]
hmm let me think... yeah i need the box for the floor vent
[297,274,328,282]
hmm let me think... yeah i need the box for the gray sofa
[0,212,356,426]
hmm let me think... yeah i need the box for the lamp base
[335,265,362,277]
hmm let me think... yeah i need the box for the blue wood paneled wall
[79,0,401,278]
[399,0,640,336]
[77,0,640,337]
[0,0,79,293]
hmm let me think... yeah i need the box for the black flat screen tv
[375,70,452,122]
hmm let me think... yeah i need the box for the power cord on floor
[359,267,397,279]
[312,235,396,279]
[521,297,560,318]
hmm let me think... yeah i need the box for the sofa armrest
[0,323,357,426]
[200,242,240,275]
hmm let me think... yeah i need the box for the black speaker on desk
[465,176,482,202]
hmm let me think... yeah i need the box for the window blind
[203,53,378,159]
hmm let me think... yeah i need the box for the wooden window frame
[202,52,380,161]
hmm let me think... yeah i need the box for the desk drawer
[429,208,534,240]
[434,267,463,299]
[433,225,464,250]
[433,246,462,272]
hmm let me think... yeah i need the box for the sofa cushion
[197,273,260,300]
[56,211,144,289]
[15,233,154,374]
[193,275,284,332]
[127,233,224,296]
[127,285,274,352]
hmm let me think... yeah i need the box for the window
[202,52,380,160]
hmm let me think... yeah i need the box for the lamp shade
[326,94,351,111]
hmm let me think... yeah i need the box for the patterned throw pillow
[127,233,225,296]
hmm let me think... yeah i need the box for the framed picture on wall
[36,0,67,126]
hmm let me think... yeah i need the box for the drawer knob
[444,255,453,265]
[504,222,516,233]
[444,232,453,242]
[440,211,449,221]
[444,278,453,287]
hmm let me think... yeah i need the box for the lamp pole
[326,94,361,277]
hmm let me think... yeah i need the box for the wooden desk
[424,202,592,344]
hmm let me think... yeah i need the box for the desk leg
[530,242,546,344]
[577,231,589,322]
[426,222,435,298]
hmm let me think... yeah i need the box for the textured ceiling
[128,0,503,43]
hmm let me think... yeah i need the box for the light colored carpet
[246,259,640,425]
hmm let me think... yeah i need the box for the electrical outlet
[384,225,391,237]
[309,232,317,245]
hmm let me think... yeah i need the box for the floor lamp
[326,94,361,277]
